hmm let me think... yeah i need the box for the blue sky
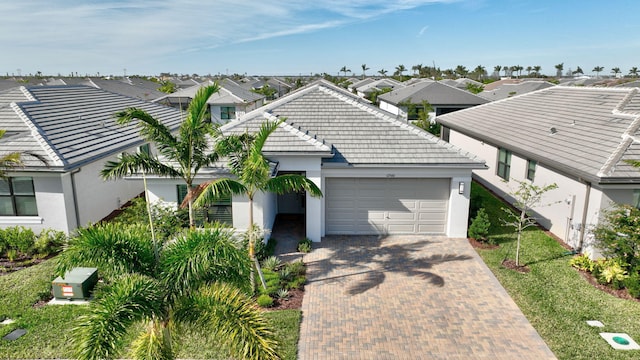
[2,0,640,77]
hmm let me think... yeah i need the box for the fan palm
[101,85,221,227]
[56,223,279,360]
[190,119,322,290]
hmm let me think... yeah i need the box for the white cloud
[0,0,454,73]
[418,26,429,37]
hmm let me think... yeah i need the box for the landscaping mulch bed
[577,269,640,303]
[264,288,304,311]
[468,237,499,250]
[501,259,531,273]
[0,255,54,276]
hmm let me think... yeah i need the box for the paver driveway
[298,235,556,360]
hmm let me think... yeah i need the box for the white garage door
[325,178,449,235]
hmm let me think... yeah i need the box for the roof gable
[378,81,488,106]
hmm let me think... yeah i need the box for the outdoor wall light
[458,182,465,194]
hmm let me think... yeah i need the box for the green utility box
[52,267,98,300]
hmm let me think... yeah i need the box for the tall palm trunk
[248,195,267,291]
[187,183,195,228]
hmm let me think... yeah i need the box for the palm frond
[56,223,157,280]
[191,178,246,208]
[130,319,174,360]
[265,174,323,197]
[251,119,282,158]
[161,227,251,299]
[116,108,178,151]
[72,274,165,360]
[0,151,22,178]
[626,159,640,168]
[101,152,181,180]
[173,282,279,360]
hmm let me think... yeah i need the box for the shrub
[594,258,629,288]
[262,256,282,271]
[286,275,306,290]
[284,260,306,276]
[113,197,187,239]
[241,228,277,261]
[468,208,491,241]
[593,204,640,270]
[33,229,67,258]
[569,253,595,272]
[256,294,274,307]
[259,269,281,296]
[1,226,36,256]
[624,271,640,298]
[297,238,312,253]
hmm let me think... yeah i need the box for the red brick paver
[298,236,556,360]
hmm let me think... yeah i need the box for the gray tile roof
[378,80,489,106]
[437,86,640,183]
[479,81,556,101]
[154,79,264,105]
[355,78,404,95]
[0,86,183,171]
[226,80,484,167]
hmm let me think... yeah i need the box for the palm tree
[394,64,407,78]
[0,130,23,179]
[629,67,639,77]
[339,66,350,77]
[361,64,370,78]
[102,85,220,228]
[526,66,532,76]
[493,65,502,78]
[57,223,279,360]
[378,69,388,77]
[191,119,322,290]
[611,67,621,78]
[592,66,604,78]
[555,63,564,78]
[454,65,468,78]
[412,64,423,77]
[503,65,510,77]
[472,65,486,81]
[533,65,542,77]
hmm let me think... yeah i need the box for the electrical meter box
[52,267,98,300]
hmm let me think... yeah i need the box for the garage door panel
[326,178,449,235]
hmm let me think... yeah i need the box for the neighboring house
[378,80,489,121]
[144,80,485,242]
[440,78,483,91]
[347,78,375,93]
[479,81,555,101]
[0,85,182,234]
[354,78,403,98]
[155,80,265,123]
[238,77,292,99]
[437,86,640,257]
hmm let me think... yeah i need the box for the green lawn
[0,259,300,359]
[472,182,640,360]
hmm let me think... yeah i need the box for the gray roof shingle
[437,86,640,183]
[224,80,484,167]
[378,81,489,106]
[0,86,183,171]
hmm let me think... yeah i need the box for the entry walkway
[297,235,556,360]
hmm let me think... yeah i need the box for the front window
[220,106,236,120]
[0,177,38,216]
[139,143,151,156]
[177,185,232,225]
[526,159,537,181]
[497,148,511,180]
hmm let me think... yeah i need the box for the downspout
[577,181,591,253]
[70,168,82,230]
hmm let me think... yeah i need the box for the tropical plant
[526,66,532,76]
[192,119,323,291]
[611,67,621,77]
[569,252,595,272]
[56,223,279,360]
[0,130,23,179]
[572,66,584,76]
[592,204,640,270]
[465,82,484,94]
[592,66,604,78]
[297,238,312,253]
[502,179,558,266]
[629,67,639,77]
[157,81,177,94]
[493,65,502,78]
[554,63,564,78]
[339,66,350,77]
[394,64,407,78]
[101,85,221,228]
[454,65,468,78]
[532,65,542,77]
[361,64,370,78]
[378,69,388,77]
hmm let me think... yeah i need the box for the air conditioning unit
[52,267,98,300]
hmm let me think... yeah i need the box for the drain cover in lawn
[3,329,26,341]
[600,333,640,350]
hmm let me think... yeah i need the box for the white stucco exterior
[448,129,639,256]
[0,152,143,234]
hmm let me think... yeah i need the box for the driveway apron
[298,235,556,360]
